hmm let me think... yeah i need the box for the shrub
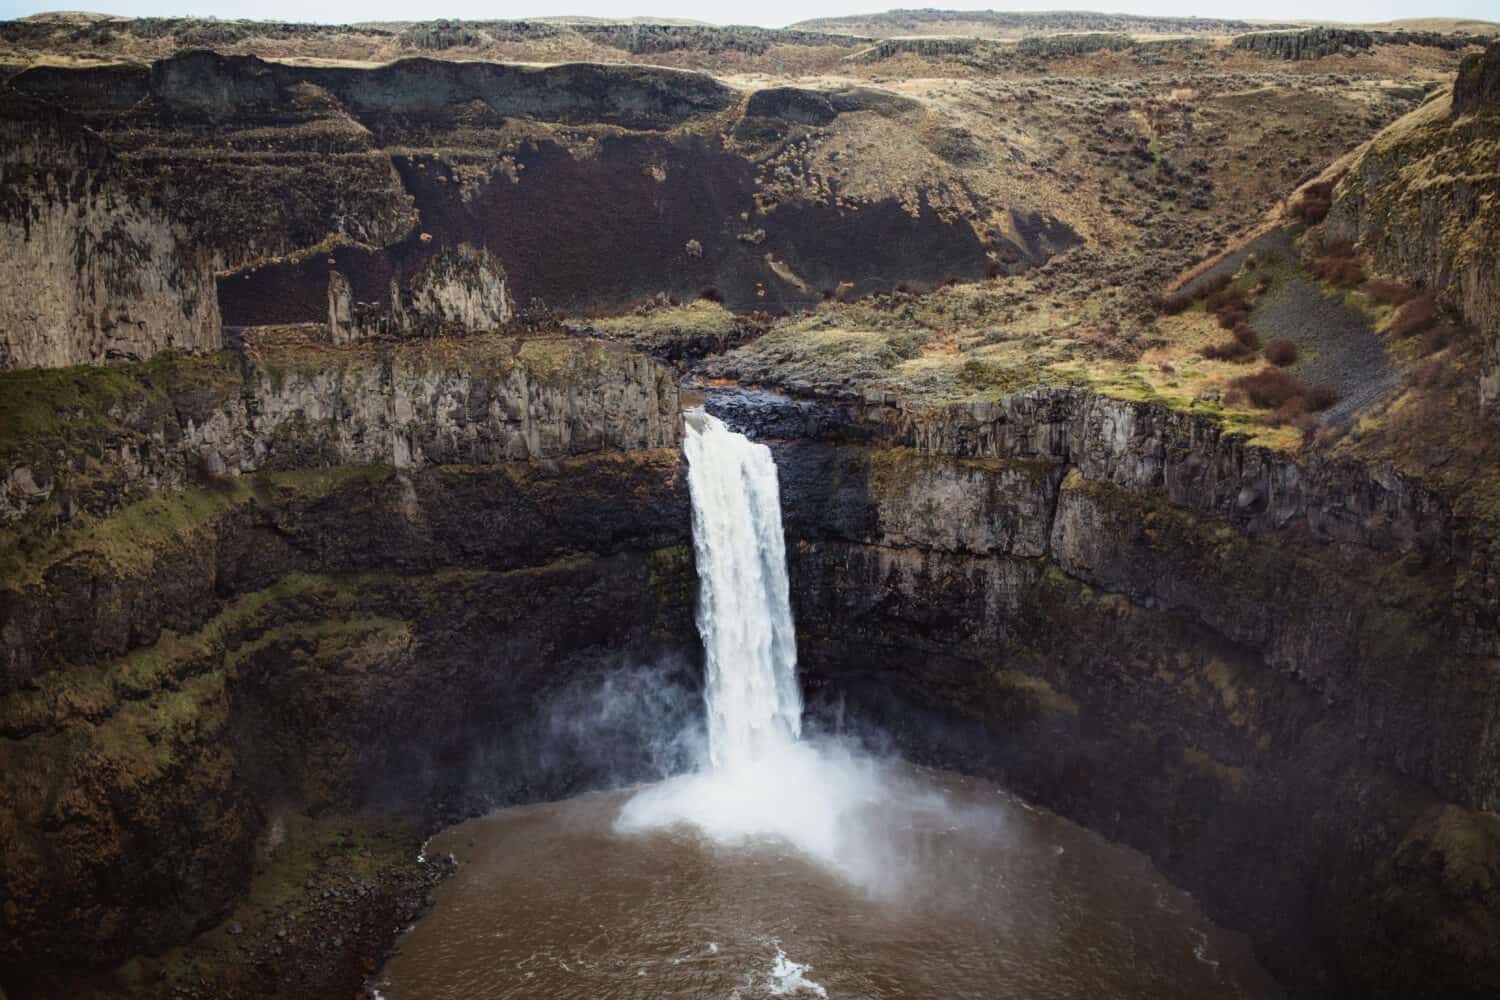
[1264,339,1298,365]
[1157,272,1231,315]
[1420,323,1455,355]
[1389,292,1438,339]
[1305,384,1339,410]
[1216,306,1250,330]
[1311,255,1366,288]
[1293,179,1337,224]
[1362,279,1416,306]
[1232,366,1304,408]
[698,286,724,303]
[1204,284,1247,313]
[1231,322,1260,349]
[1204,339,1255,361]
[1229,367,1340,419]
[1158,291,1193,314]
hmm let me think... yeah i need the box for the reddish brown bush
[1231,323,1260,349]
[1230,367,1340,417]
[1389,292,1438,338]
[1264,338,1298,365]
[1232,366,1304,408]
[1204,285,1247,313]
[1420,323,1456,355]
[1305,384,1340,411]
[1361,279,1416,306]
[1157,273,1231,315]
[698,286,724,303]
[1294,180,1336,224]
[1204,339,1256,362]
[1311,255,1366,288]
[1215,306,1250,330]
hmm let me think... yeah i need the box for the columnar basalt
[709,386,1500,1000]
[0,93,221,370]
[1325,41,1500,413]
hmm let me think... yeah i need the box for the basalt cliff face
[0,335,696,997]
[0,93,220,370]
[7,51,1018,323]
[705,386,1500,1000]
[1326,41,1500,412]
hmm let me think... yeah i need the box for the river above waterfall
[376,756,1281,1000]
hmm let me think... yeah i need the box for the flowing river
[376,411,1282,1000]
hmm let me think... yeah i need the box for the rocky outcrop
[0,333,678,537]
[1453,37,1500,114]
[1324,47,1500,413]
[13,50,734,130]
[0,332,691,989]
[0,92,220,370]
[1230,27,1488,61]
[328,243,512,344]
[709,384,1500,999]
[0,456,695,983]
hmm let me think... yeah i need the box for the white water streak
[683,409,802,770]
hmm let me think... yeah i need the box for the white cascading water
[682,409,803,770]
[618,406,933,906]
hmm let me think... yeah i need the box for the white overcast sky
[1,1,1496,28]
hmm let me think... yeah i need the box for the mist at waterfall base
[376,412,1281,999]
[615,409,917,893]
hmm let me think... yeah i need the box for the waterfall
[683,409,803,770]
[618,408,884,880]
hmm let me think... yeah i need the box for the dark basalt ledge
[0,455,697,997]
[0,334,693,997]
[710,386,1500,1000]
[1454,40,1500,115]
[9,53,1047,317]
[13,51,735,129]
[217,135,1003,323]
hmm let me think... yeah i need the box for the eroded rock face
[328,243,512,344]
[0,334,678,536]
[1325,47,1500,413]
[0,94,221,370]
[1454,39,1500,115]
[711,387,1500,999]
[0,457,695,979]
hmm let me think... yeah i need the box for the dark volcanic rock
[1455,40,1500,115]
[762,391,1500,1000]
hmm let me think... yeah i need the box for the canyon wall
[1326,40,1500,412]
[709,387,1500,1000]
[0,93,221,370]
[0,336,695,993]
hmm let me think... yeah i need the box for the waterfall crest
[683,409,803,770]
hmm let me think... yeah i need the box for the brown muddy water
[376,758,1281,1000]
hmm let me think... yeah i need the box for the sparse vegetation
[1361,279,1418,306]
[1389,291,1439,338]
[1311,244,1367,289]
[1264,338,1298,365]
[1293,179,1338,224]
[1228,365,1339,424]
